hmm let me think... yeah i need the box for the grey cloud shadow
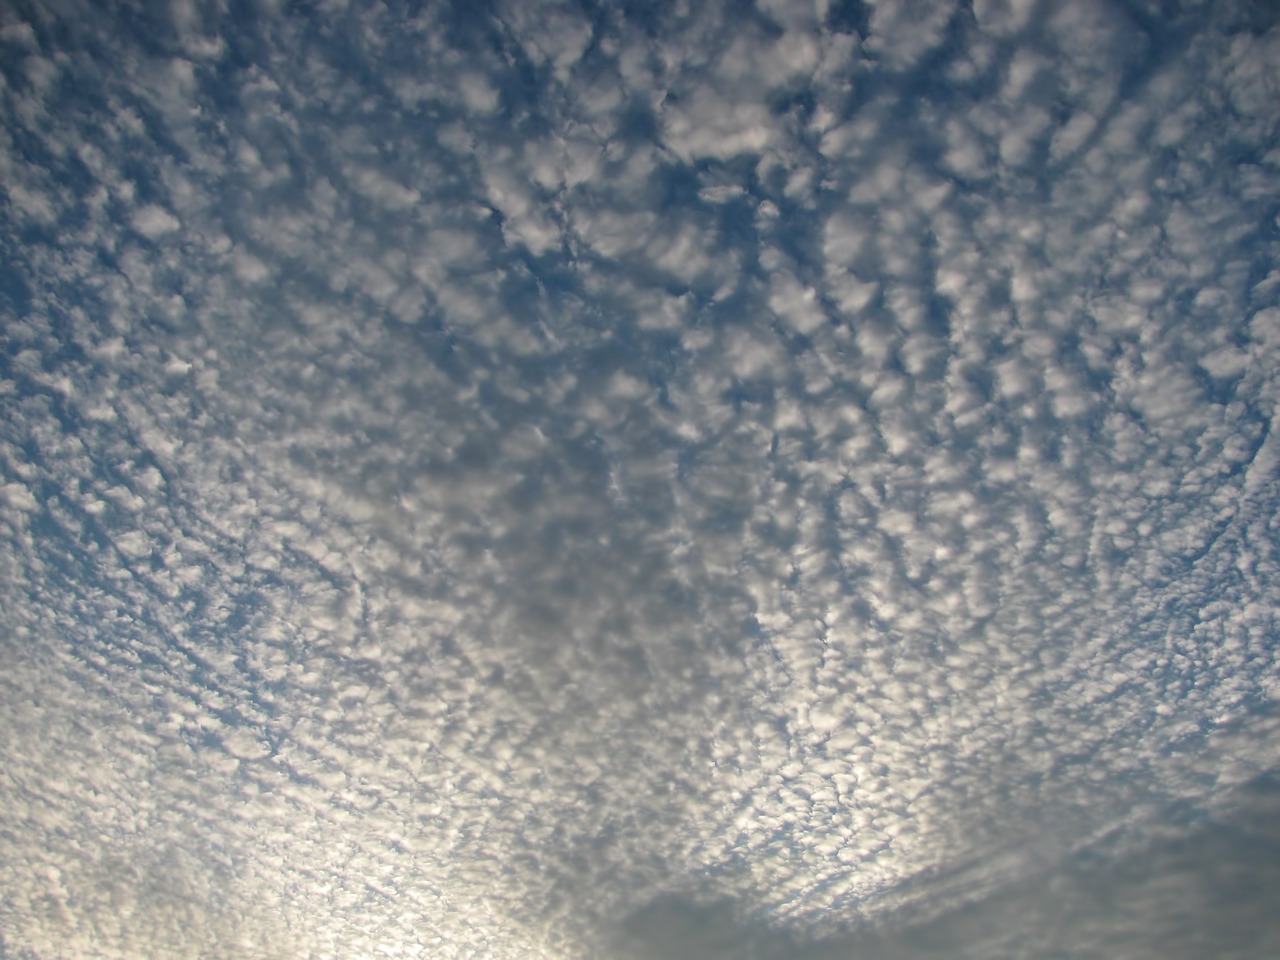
[605,765,1280,960]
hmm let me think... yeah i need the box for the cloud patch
[0,0,1278,958]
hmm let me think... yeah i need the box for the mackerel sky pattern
[1,1,1279,957]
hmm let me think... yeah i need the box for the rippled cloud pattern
[1,0,1279,957]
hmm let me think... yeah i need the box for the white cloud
[132,204,182,238]
[0,1,1277,958]
[663,88,776,162]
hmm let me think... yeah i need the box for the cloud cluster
[1,0,1278,957]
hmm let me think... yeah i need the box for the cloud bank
[1,0,1278,956]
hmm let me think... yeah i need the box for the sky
[1,0,1278,957]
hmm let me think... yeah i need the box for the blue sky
[1,0,1278,957]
